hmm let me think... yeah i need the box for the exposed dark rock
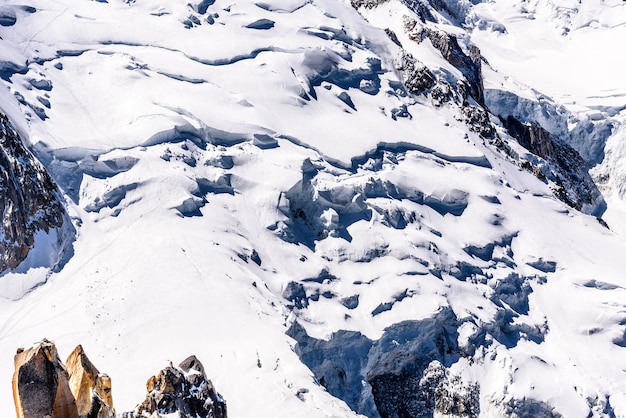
[351,0,391,10]
[135,355,227,418]
[395,51,436,96]
[13,339,79,418]
[384,28,402,47]
[0,112,71,273]
[501,115,604,214]
[460,104,496,139]
[404,18,484,106]
[395,19,496,140]
[501,116,555,159]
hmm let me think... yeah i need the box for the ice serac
[13,339,79,418]
[0,111,72,274]
[134,355,227,418]
[66,345,115,418]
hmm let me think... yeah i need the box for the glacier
[0,0,625,417]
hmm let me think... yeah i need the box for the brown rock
[13,339,79,418]
[66,345,115,418]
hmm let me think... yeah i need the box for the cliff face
[0,111,72,274]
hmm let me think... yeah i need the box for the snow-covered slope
[0,0,625,417]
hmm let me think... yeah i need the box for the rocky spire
[13,340,115,418]
[13,339,79,418]
[65,345,115,418]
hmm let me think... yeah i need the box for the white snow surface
[0,0,625,417]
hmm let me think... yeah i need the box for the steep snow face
[0,0,626,417]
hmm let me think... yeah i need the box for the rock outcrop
[13,340,115,418]
[134,355,227,418]
[12,341,225,418]
[0,111,72,273]
[404,17,485,106]
[13,339,79,418]
[501,115,604,214]
[66,345,115,418]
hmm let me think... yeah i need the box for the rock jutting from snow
[0,111,73,274]
[13,339,79,418]
[134,355,227,418]
[403,17,484,106]
[13,340,115,418]
[66,344,115,418]
[12,340,226,418]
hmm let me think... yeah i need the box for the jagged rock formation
[395,50,436,96]
[0,111,71,273]
[66,345,115,418]
[13,339,79,418]
[13,340,114,418]
[387,13,602,214]
[501,115,604,214]
[393,19,496,140]
[403,17,484,106]
[12,341,225,418]
[134,355,227,418]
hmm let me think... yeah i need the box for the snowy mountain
[0,0,625,417]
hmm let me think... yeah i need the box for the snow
[0,0,626,417]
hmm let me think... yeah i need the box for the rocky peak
[13,339,79,418]
[66,344,115,418]
[12,340,226,418]
[0,111,72,274]
[134,355,227,418]
[13,340,115,418]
